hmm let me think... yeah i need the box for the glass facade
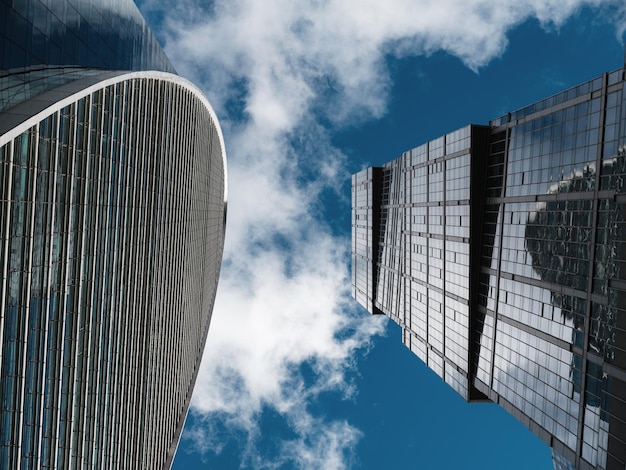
[0,1,227,469]
[0,0,175,74]
[353,67,626,470]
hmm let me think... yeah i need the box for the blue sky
[136,1,626,468]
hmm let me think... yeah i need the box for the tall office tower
[0,1,227,468]
[352,65,626,469]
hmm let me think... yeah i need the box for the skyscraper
[352,63,626,469]
[0,1,226,468]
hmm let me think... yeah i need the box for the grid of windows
[352,168,379,313]
[353,67,626,469]
[474,71,626,469]
[353,126,486,401]
[0,0,175,74]
[493,322,581,450]
[0,74,226,468]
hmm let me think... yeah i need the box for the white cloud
[137,0,626,467]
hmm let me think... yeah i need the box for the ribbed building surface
[0,1,226,469]
[352,66,626,469]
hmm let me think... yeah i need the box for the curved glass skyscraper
[0,1,227,468]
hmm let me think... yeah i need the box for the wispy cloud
[138,0,625,467]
